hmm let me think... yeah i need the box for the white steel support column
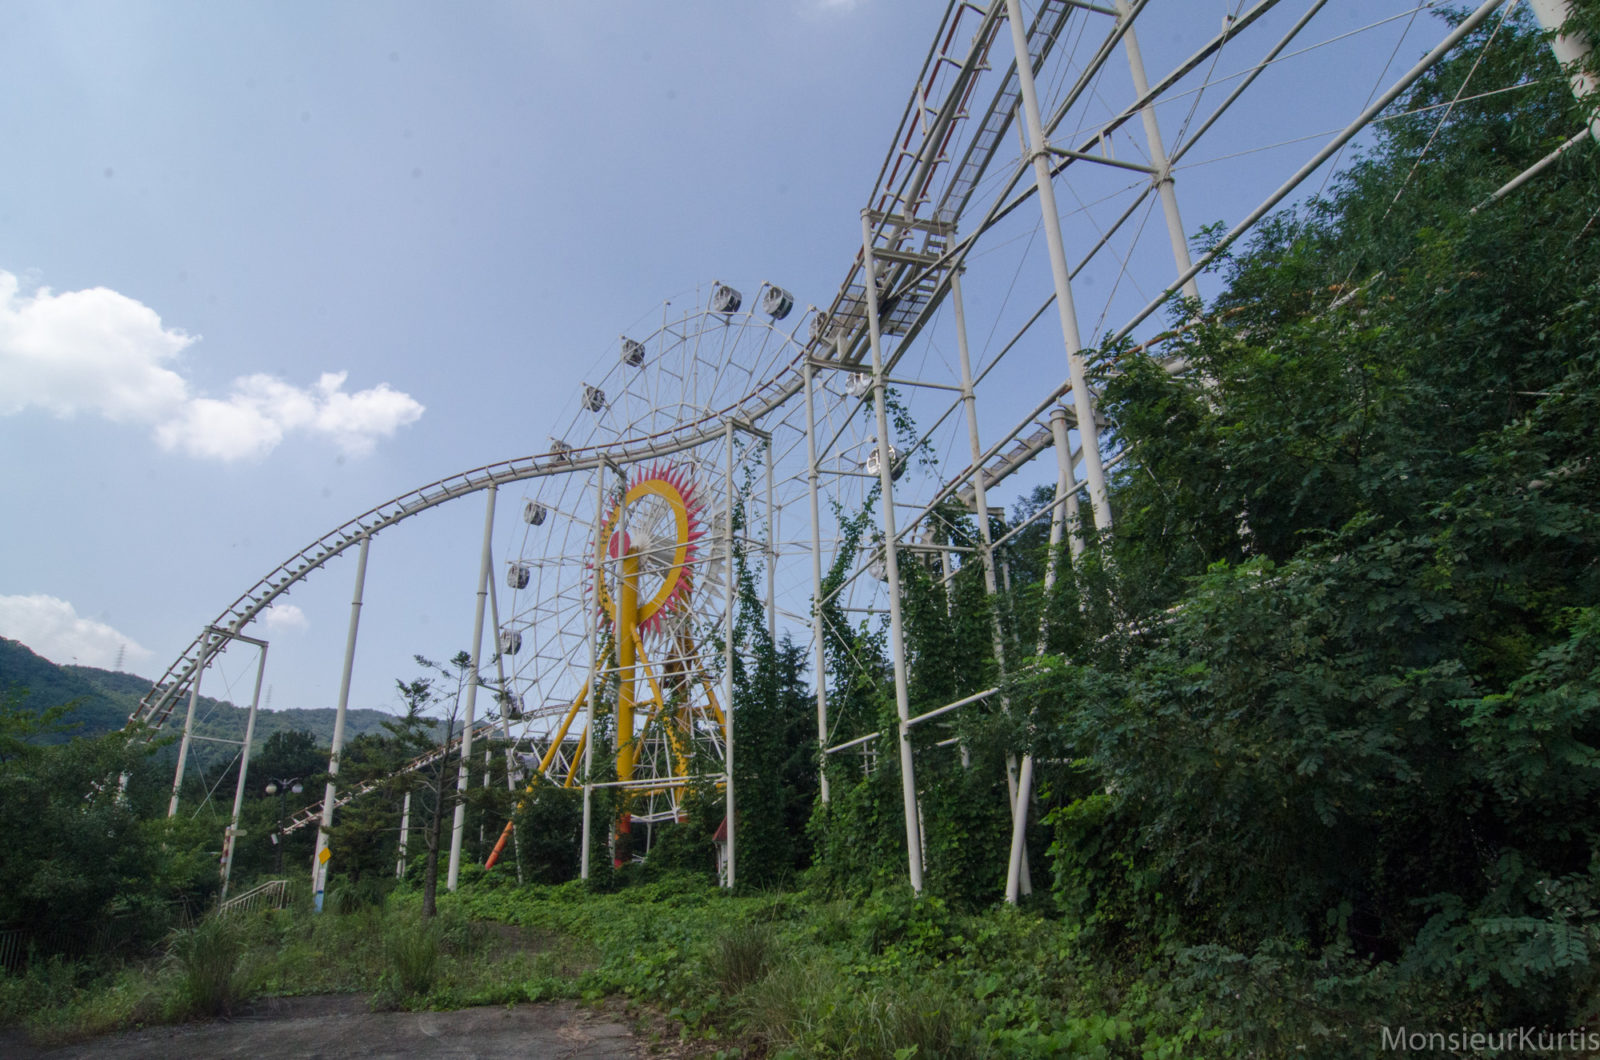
[951,270,1005,621]
[167,632,217,818]
[1005,408,1078,903]
[313,532,370,912]
[447,484,497,892]
[1528,0,1600,141]
[804,360,831,804]
[1001,0,1117,905]
[396,790,412,879]
[485,574,522,882]
[1010,0,1119,901]
[722,420,738,889]
[765,437,777,648]
[1005,753,1037,902]
[580,471,606,881]
[1005,0,1111,533]
[486,575,517,778]
[1038,409,1073,640]
[952,270,1032,895]
[612,459,632,866]
[1064,451,1086,562]
[862,211,925,895]
[1048,408,1083,566]
[1116,0,1201,303]
[219,633,268,901]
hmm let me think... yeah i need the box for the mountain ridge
[0,637,406,767]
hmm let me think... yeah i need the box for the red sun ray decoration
[588,461,706,638]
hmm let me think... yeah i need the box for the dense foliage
[0,694,217,957]
[799,6,1600,1045]
[1013,8,1600,1039]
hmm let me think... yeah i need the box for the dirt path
[2,995,646,1059]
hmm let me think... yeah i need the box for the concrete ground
[1,995,650,1060]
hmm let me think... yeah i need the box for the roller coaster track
[272,717,499,838]
[127,361,808,733]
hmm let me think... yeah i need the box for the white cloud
[0,270,191,423]
[0,270,424,461]
[260,603,308,633]
[309,372,426,457]
[0,594,153,670]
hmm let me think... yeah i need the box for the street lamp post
[264,778,304,876]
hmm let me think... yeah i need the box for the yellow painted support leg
[616,551,640,784]
[614,550,641,865]
[539,682,589,775]
[563,729,588,789]
[632,630,690,788]
[485,682,590,869]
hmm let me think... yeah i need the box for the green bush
[0,956,85,1028]
[324,876,390,915]
[512,781,584,885]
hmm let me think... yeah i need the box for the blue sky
[0,1,932,701]
[0,1,1471,722]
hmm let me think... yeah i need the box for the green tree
[0,692,217,953]
[393,653,476,918]
[511,776,584,884]
[1028,8,1600,1029]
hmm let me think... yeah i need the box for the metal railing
[218,878,289,917]
[0,927,23,972]
[0,902,195,970]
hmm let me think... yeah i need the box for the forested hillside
[0,637,409,764]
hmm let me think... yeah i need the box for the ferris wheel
[484,282,885,859]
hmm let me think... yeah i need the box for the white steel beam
[166,630,219,817]
[219,631,268,901]
[312,531,370,912]
[447,484,497,892]
[1528,0,1600,141]
[804,360,831,804]
[862,210,925,895]
[1004,0,1113,532]
[1112,0,1515,345]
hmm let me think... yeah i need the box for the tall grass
[3,891,545,1039]
[163,916,251,1018]
[382,914,443,999]
[706,920,776,994]
[739,956,982,1059]
[0,958,164,1045]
